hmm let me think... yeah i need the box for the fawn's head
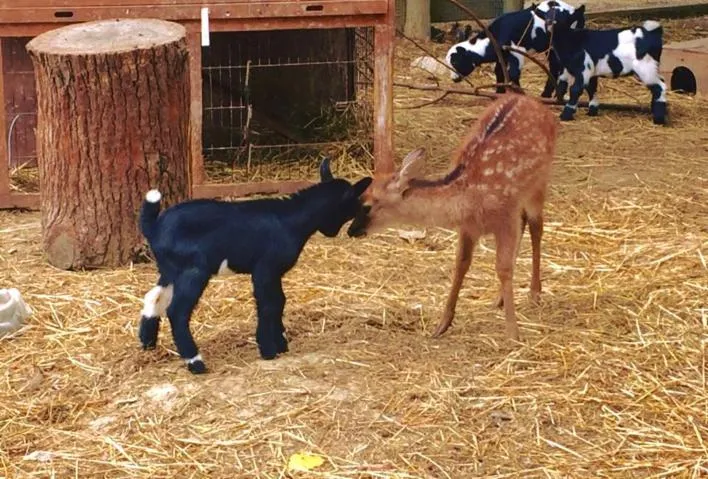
[347,148,427,237]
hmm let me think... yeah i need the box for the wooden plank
[2,0,379,5]
[186,31,203,195]
[587,2,708,21]
[373,23,394,174]
[0,16,387,37]
[0,2,388,24]
[0,193,40,210]
[0,38,9,204]
[193,180,314,199]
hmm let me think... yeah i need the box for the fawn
[348,93,558,340]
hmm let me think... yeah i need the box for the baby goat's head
[347,147,427,238]
[535,2,586,33]
[316,158,372,238]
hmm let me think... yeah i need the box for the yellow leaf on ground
[287,452,325,472]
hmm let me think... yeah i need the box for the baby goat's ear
[395,147,427,189]
[352,177,372,197]
[319,157,334,182]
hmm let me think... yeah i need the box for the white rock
[23,450,54,462]
[0,288,32,338]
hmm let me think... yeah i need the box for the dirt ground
[2,10,708,479]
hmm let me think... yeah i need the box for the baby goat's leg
[495,221,522,341]
[560,69,586,121]
[138,277,173,350]
[166,268,210,374]
[542,53,562,99]
[432,231,478,338]
[585,77,599,116]
[252,271,287,359]
[634,60,667,125]
[494,62,507,94]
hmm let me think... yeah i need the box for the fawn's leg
[494,222,522,341]
[528,213,544,304]
[432,231,478,338]
[496,211,528,308]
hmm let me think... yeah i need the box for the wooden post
[0,39,10,205]
[403,0,430,40]
[186,31,204,190]
[374,23,395,174]
[26,19,191,270]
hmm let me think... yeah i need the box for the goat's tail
[636,20,663,60]
[140,189,162,242]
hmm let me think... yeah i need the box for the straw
[1,13,707,478]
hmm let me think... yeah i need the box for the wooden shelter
[0,0,395,210]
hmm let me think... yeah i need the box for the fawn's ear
[395,147,427,190]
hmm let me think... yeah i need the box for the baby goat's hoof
[276,336,289,354]
[559,109,575,122]
[185,354,207,374]
[138,316,160,350]
[187,360,207,374]
[587,106,599,117]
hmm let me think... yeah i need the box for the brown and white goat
[347,93,558,341]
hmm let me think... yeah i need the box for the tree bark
[404,0,430,40]
[26,19,191,270]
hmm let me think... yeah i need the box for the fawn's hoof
[587,106,599,117]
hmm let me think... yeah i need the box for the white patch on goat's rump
[536,0,575,13]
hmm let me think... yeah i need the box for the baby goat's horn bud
[319,157,334,182]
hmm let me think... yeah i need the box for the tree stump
[26,19,191,270]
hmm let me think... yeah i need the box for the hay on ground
[1,12,707,479]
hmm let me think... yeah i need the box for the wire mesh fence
[201,27,375,184]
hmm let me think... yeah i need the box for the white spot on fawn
[483,168,495,176]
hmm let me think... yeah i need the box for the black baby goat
[137,159,372,374]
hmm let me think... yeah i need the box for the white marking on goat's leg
[139,285,172,350]
[185,354,203,365]
[142,286,164,318]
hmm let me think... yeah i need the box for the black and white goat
[543,11,667,124]
[137,160,372,374]
[445,0,586,98]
